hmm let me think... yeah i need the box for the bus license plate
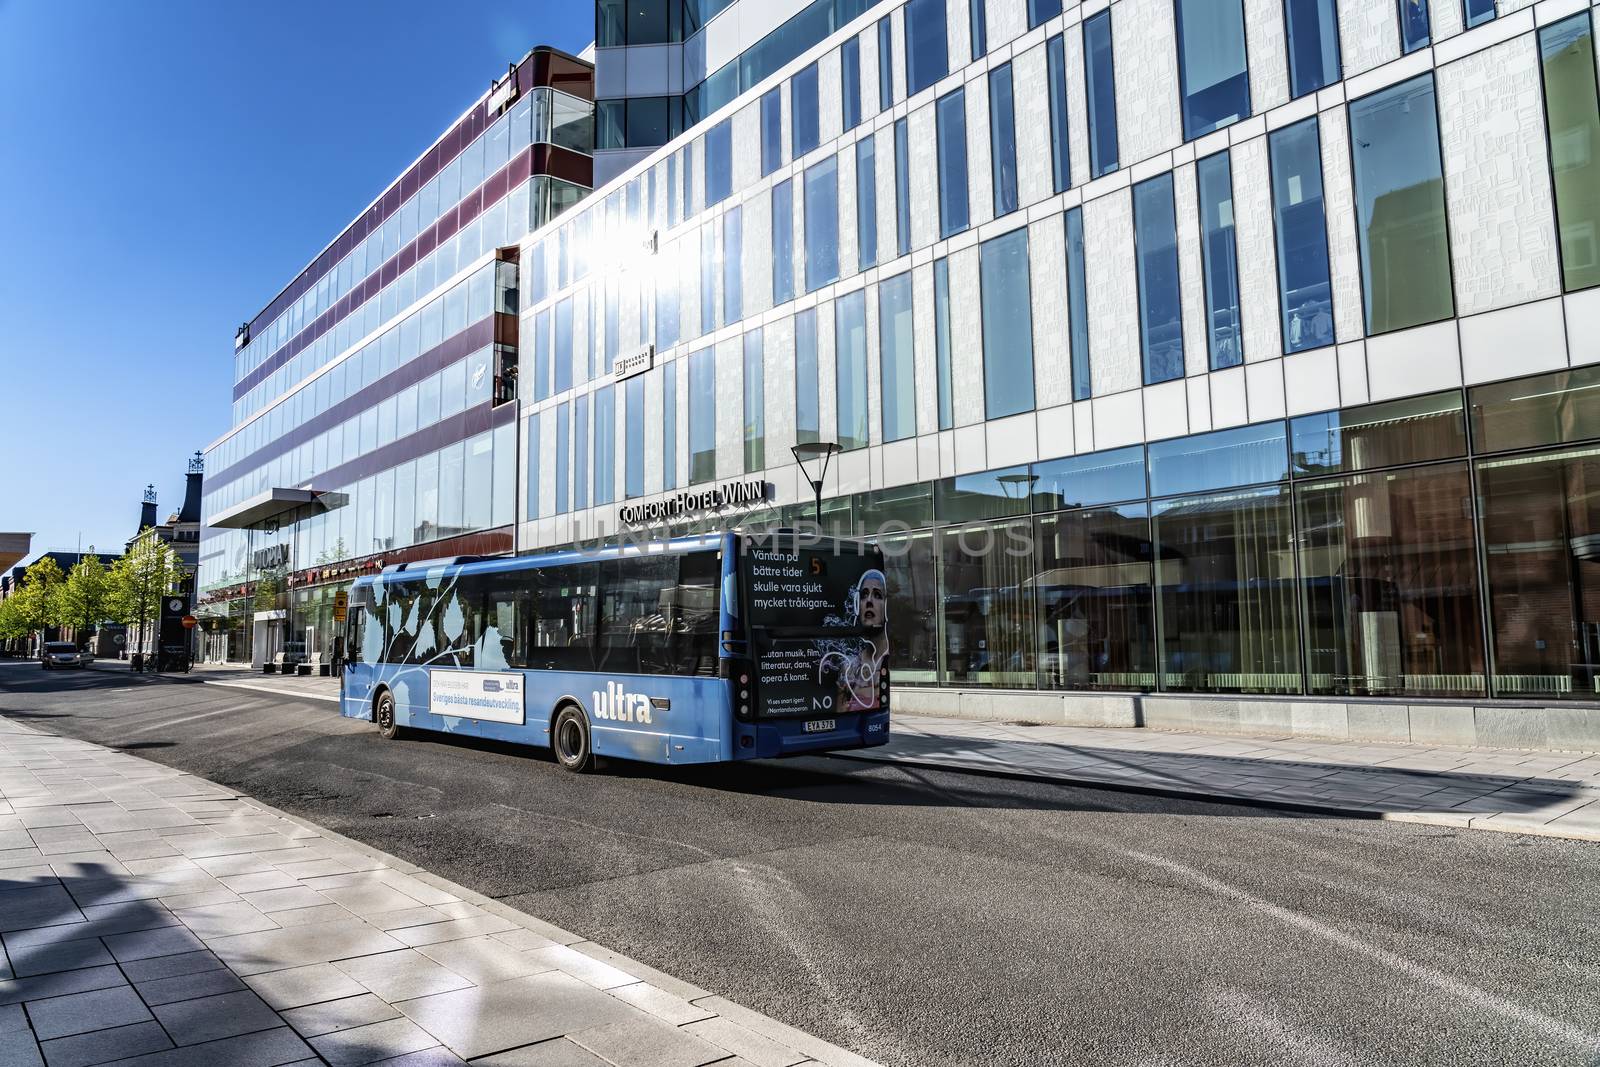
[804,718,836,733]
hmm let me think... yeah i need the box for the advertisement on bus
[744,538,888,718]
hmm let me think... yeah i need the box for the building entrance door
[251,610,287,669]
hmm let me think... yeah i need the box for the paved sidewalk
[847,715,1600,842]
[159,665,1600,842]
[0,717,876,1067]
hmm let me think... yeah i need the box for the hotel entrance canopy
[207,489,346,530]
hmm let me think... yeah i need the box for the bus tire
[374,689,406,741]
[552,704,594,773]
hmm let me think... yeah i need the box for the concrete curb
[832,751,1600,844]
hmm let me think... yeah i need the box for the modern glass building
[210,0,1600,748]
[196,47,594,666]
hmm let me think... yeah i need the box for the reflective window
[1085,11,1119,177]
[1034,446,1147,510]
[689,348,717,483]
[1268,118,1335,352]
[595,386,617,506]
[796,307,821,444]
[842,36,862,130]
[1046,35,1071,194]
[940,521,1037,687]
[879,272,916,442]
[1292,390,1466,474]
[1463,0,1494,28]
[1350,74,1453,335]
[936,89,970,238]
[1286,0,1337,97]
[894,119,912,255]
[574,394,590,511]
[1037,505,1156,690]
[804,156,841,292]
[880,530,939,683]
[970,0,988,60]
[980,228,1035,420]
[700,226,716,335]
[1197,152,1243,370]
[1399,0,1430,53]
[743,330,765,471]
[663,364,678,490]
[906,0,949,96]
[1133,173,1185,385]
[603,280,619,374]
[1155,486,1302,694]
[1175,0,1251,139]
[792,62,821,156]
[989,63,1019,216]
[625,376,644,499]
[1479,444,1600,697]
[934,257,954,430]
[836,290,870,450]
[705,119,733,206]
[1148,420,1290,497]
[1540,14,1600,293]
[724,205,743,324]
[1297,464,1483,696]
[772,178,795,305]
[1469,365,1600,453]
[1066,207,1091,401]
[878,16,894,109]
[856,136,879,269]
[760,88,782,176]
[554,404,569,514]
[1029,0,1063,27]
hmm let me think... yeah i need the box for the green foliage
[0,556,65,639]
[50,555,113,635]
[107,530,184,627]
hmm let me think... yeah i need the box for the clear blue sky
[0,0,592,566]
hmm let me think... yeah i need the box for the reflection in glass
[1133,173,1185,385]
[1154,486,1301,694]
[906,0,948,96]
[1480,445,1600,697]
[1296,464,1482,696]
[760,88,782,176]
[804,156,840,292]
[705,119,733,206]
[842,36,862,130]
[625,377,644,499]
[879,530,939,683]
[879,272,916,442]
[835,291,869,450]
[723,206,743,324]
[1291,391,1466,475]
[1540,14,1600,293]
[1028,0,1062,28]
[933,258,954,430]
[936,89,970,238]
[1036,506,1157,690]
[856,137,878,269]
[1197,152,1243,370]
[989,64,1019,217]
[1469,365,1600,454]
[791,63,821,157]
[796,308,821,445]
[1350,75,1453,335]
[1085,11,1119,177]
[1047,35,1071,193]
[1268,119,1335,353]
[980,228,1035,420]
[772,179,795,304]
[574,394,589,511]
[894,118,912,256]
[743,330,765,472]
[1398,0,1430,52]
[594,386,616,506]
[940,522,1037,687]
[935,465,1033,525]
[878,16,894,109]
[1033,446,1146,511]
[1463,0,1494,29]
[662,364,678,490]
[1148,420,1290,497]
[1066,208,1091,401]
[1174,0,1251,139]
[688,348,716,483]
[970,0,988,60]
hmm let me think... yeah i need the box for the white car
[41,642,90,669]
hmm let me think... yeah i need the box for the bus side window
[597,555,678,676]
[346,608,365,664]
[677,551,721,677]
[529,563,599,672]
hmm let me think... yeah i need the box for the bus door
[342,603,373,716]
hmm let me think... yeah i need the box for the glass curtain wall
[1133,174,1185,385]
[980,229,1035,420]
[1285,0,1341,97]
[1269,119,1335,353]
[1174,0,1251,139]
[1197,152,1243,370]
[880,272,916,442]
[1539,14,1600,293]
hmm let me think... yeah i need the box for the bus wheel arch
[550,700,594,773]
[373,687,405,740]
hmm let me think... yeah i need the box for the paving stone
[281,993,400,1038]
[320,883,431,917]
[102,925,206,963]
[570,1014,731,1067]
[119,951,225,984]
[92,1024,313,1066]
[334,950,473,1003]
[309,1016,438,1066]
[151,988,283,1046]
[0,964,126,1006]
[37,1020,172,1067]
[524,945,636,990]
[170,901,280,940]
[0,1002,27,1033]
[0,885,84,933]
[0,849,50,873]
[415,937,553,985]
[394,971,635,1061]
[390,914,518,948]
[365,1047,468,1066]
[135,966,248,1007]
[609,982,718,1025]
[0,864,56,889]
[5,937,114,978]
[363,907,451,932]
[238,887,329,914]
[218,871,299,895]
[243,962,368,1011]
[25,985,152,1041]
[0,830,34,851]
[0,1029,43,1067]
[271,904,357,928]
[470,1038,611,1066]
[681,1018,807,1067]
[189,854,275,878]
[207,920,404,976]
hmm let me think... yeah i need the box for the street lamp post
[790,441,841,527]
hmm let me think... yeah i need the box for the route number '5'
[810,557,824,575]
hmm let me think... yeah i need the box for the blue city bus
[338,530,890,770]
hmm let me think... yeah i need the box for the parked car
[41,642,91,670]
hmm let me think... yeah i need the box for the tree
[50,555,113,639]
[108,530,185,654]
[4,557,65,645]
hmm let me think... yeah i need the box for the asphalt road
[3,663,1599,1067]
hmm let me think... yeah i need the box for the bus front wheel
[375,690,405,741]
[552,705,594,773]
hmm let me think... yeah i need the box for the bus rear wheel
[375,690,405,741]
[552,705,593,773]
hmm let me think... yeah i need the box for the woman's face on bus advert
[857,576,886,629]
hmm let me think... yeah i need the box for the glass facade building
[216,0,1600,744]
